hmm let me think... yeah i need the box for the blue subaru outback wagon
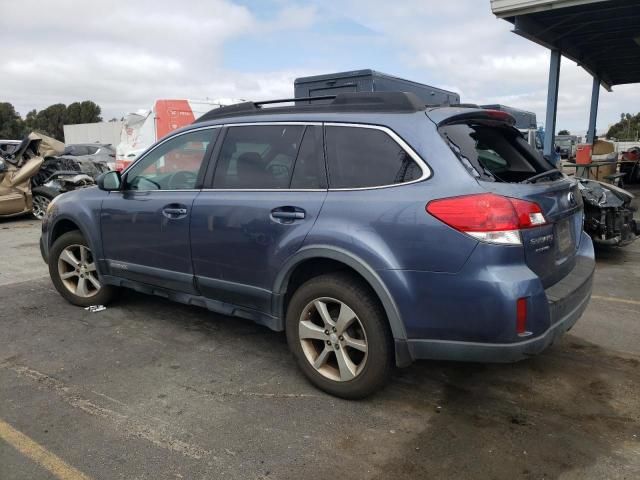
[41,92,594,398]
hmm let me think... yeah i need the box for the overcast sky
[1,0,638,134]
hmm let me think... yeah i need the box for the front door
[191,124,327,313]
[101,127,219,293]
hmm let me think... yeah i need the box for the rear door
[190,123,327,313]
[438,120,583,287]
[101,127,219,293]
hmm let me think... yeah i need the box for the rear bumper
[403,254,594,362]
[407,256,594,363]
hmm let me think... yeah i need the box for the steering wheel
[266,163,290,178]
[133,176,162,190]
[167,170,197,189]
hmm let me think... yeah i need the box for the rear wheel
[286,272,393,399]
[31,186,58,220]
[48,230,115,307]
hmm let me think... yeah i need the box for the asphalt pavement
[1,205,639,479]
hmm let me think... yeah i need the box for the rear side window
[325,126,422,188]
[213,125,304,189]
[440,123,550,183]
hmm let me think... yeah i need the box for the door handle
[162,206,188,219]
[164,208,187,215]
[271,207,306,223]
[271,211,305,220]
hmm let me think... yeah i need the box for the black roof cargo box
[294,69,460,106]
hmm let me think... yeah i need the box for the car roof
[193,92,428,125]
[187,93,514,132]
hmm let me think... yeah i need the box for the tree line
[606,113,640,141]
[0,101,102,142]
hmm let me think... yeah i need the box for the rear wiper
[521,169,562,184]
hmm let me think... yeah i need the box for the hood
[28,132,65,158]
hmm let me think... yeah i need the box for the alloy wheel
[57,244,101,298]
[32,195,50,220]
[298,297,368,382]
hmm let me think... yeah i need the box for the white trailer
[63,121,123,147]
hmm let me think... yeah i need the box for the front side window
[125,129,217,190]
[213,125,305,189]
[325,126,422,189]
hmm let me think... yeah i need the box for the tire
[48,230,116,307]
[31,186,58,220]
[286,272,393,399]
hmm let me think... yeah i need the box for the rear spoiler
[429,108,516,127]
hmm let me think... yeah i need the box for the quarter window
[125,129,217,190]
[325,126,422,188]
[213,125,305,189]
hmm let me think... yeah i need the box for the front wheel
[286,272,393,399]
[48,230,116,307]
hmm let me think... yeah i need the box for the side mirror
[97,171,122,191]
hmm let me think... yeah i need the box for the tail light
[485,109,516,125]
[426,193,546,245]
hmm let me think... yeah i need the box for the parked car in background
[62,143,116,170]
[1,133,106,219]
[0,139,22,156]
[41,92,595,398]
[555,135,579,161]
[578,178,639,246]
[0,137,44,218]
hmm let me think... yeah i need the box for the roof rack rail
[194,92,428,123]
[254,95,336,106]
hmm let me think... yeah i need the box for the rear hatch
[432,109,583,287]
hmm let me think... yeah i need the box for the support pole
[544,49,561,161]
[586,76,600,144]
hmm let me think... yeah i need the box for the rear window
[440,123,551,183]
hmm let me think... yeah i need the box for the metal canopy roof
[492,0,640,90]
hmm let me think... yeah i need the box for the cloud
[0,0,637,134]
[327,0,639,134]
[0,0,263,117]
